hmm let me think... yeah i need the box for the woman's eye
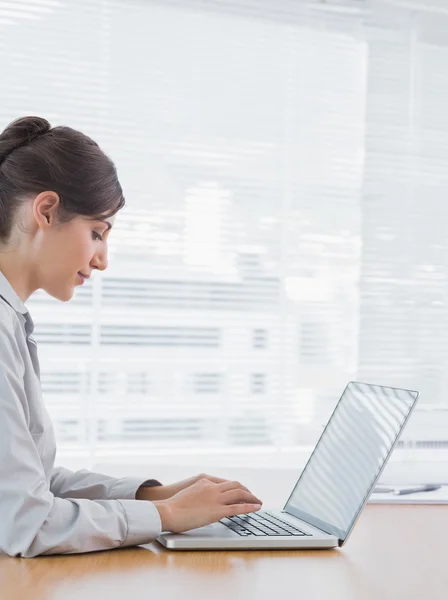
[92,231,103,242]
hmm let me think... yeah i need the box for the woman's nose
[91,247,108,271]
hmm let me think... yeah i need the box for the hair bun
[0,116,51,165]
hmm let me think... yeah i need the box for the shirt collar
[0,270,29,315]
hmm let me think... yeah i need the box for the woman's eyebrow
[99,220,112,231]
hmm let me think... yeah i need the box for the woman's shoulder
[0,298,25,344]
[0,302,29,379]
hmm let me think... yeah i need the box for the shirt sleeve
[0,317,162,558]
[50,466,162,501]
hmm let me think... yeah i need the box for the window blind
[1,0,447,469]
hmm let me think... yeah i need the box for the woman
[0,116,262,558]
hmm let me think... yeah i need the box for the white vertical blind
[358,1,448,455]
[0,0,447,468]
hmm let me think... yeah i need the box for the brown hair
[0,116,125,242]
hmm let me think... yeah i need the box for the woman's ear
[32,191,61,230]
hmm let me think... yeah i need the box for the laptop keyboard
[220,511,312,537]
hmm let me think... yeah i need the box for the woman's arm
[0,317,162,558]
[50,466,162,501]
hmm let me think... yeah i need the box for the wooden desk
[1,504,447,600]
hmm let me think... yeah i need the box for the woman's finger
[220,503,262,519]
[217,480,252,494]
[220,489,263,506]
[197,474,229,485]
[198,475,250,494]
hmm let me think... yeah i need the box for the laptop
[157,381,419,550]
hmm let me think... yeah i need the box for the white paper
[368,485,448,504]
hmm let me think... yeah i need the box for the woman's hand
[136,473,239,501]
[152,478,263,533]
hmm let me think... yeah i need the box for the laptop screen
[284,381,419,543]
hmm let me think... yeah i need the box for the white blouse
[0,271,162,557]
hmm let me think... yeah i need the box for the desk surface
[1,504,447,600]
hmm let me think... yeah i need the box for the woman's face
[31,194,115,302]
[41,216,114,301]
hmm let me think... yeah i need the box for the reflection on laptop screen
[285,382,419,541]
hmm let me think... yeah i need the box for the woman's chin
[44,284,75,303]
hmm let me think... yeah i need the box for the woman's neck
[0,251,35,303]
